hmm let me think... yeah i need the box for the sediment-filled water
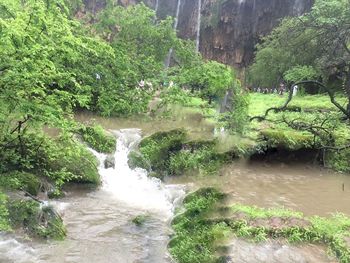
[0,129,184,263]
[1,113,348,262]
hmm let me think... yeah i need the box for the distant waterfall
[165,0,182,68]
[174,0,181,30]
[293,0,304,15]
[154,0,159,16]
[195,0,202,52]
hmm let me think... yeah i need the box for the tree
[249,0,350,119]
[176,60,234,104]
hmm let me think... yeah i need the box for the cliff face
[84,0,313,67]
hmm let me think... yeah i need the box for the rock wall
[83,0,313,67]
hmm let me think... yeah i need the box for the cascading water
[154,0,159,15]
[195,0,202,52]
[165,0,182,68]
[96,129,184,215]
[0,129,185,263]
[293,0,305,15]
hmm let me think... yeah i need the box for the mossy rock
[128,151,151,171]
[182,139,217,151]
[7,199,66,240]
[132,214,149,226]
[139,129,187,176]
[48,141,100,185]
[80,125,116,154]
[325,147,350,173]
[0,171,41,196]
[0,192,11,231]
[260,129,314,150]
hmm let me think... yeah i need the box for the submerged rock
[104,154,115,169]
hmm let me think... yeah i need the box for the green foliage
[0,131,99,196]
[260,129,314,150]
[0,172,41,196]
[0,192,11,231]
[220,79,249,134]
[135,130,235,178]
[8,200,66,239]
[80,125,116,153]
[175,60,234,104]
[128,151,151,171]
[284,66,318,83]
[169,188,228,263]
[138,129,186,178]
[231,204,303,219]
[248,0,350,117]
[169,145,226,176]
[325,148,350,173]
[132,214,149,226]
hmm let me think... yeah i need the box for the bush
[80,125,116,153]
[0,192,10,231]
[8,199,66,240]
[0,172,41,196]
[0,131,100,196]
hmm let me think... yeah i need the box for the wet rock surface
[104,154,115,169]
[83,0,313,68]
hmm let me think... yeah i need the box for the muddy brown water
[167,160,350,217]
[0,111,348,262]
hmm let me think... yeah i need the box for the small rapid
[0,129,185,263]
[93,129,184,216]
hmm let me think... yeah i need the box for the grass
[249,93,348,116]
[170,188,350,263]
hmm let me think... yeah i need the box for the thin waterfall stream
[165,0,182,68]
[195,0,202,52]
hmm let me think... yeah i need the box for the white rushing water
[195,0,202,52]
[0,129,185,263]
[93,129,184,217]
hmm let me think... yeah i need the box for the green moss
[127,151,151,171]
[169,188,228,263]
[0,192,11,231]
[80,125,116,153]
[139,129,186,178]
[132,214,149,226]
[231,204,303,219]
[326,148,350,173]
[171,188,350,263]
[8,199,66,240]
[137,130,236,178]
[0,131,100,196]
[260,129,314,150]
[45,136,100,187]
[0,172,41,196]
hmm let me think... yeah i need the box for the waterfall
[195,0,202,52]
[91,129,185,215]
[165,0,182,68]
[293,0,304,15]
[154,0,159,16]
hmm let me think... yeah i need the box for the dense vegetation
[248,0,350,173]
[1,0,350,262]
[170,188,350,263]
[0,0,241,239]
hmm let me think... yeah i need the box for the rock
[83,0,313,68]
[104,154,115,169]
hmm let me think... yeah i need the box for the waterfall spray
[195,0,202,52]
[165,0,182,68]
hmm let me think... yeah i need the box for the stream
[0,112,348,262]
